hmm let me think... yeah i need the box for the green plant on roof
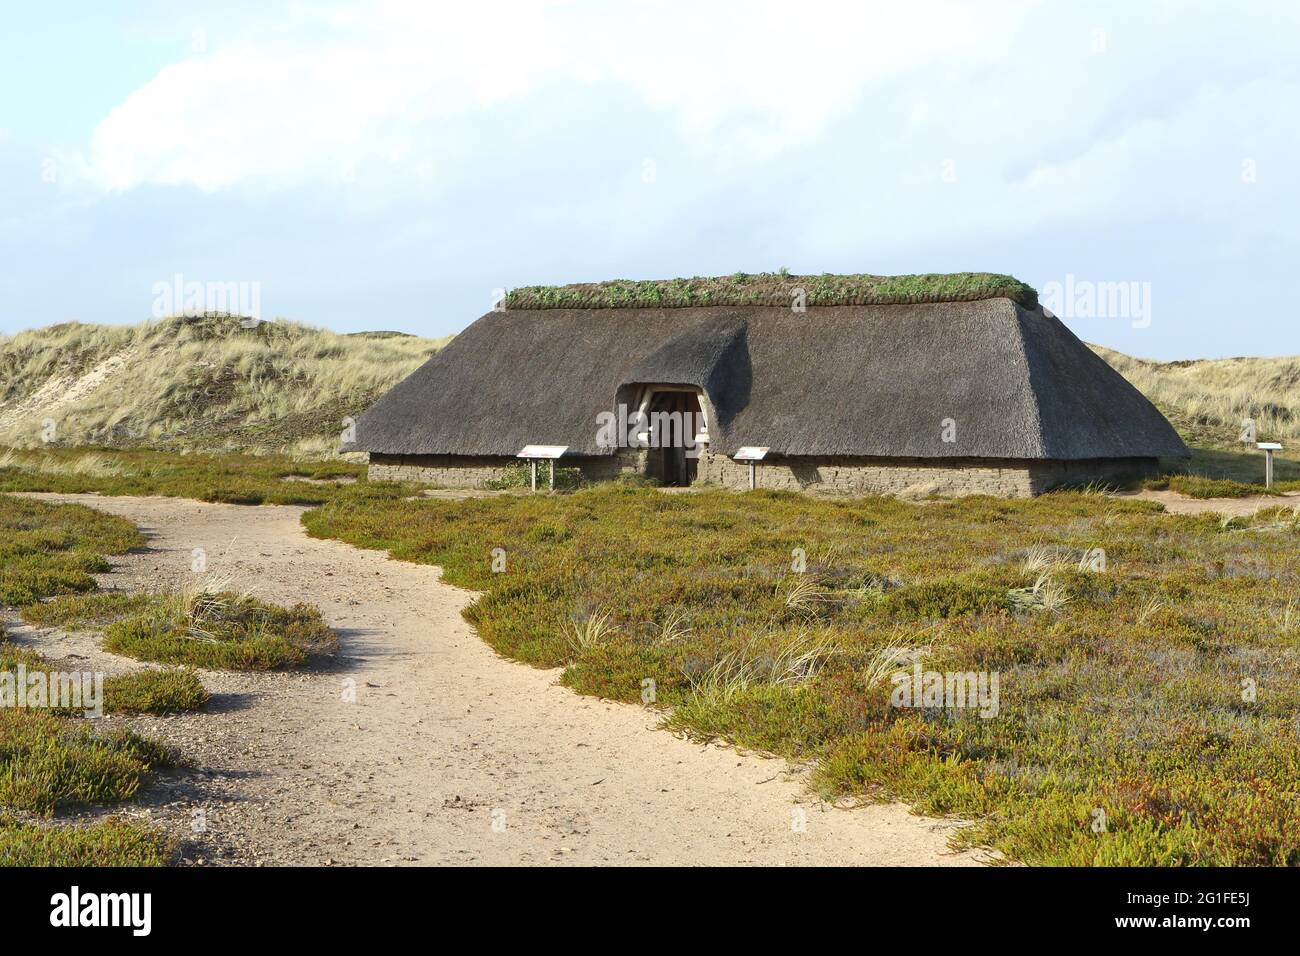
[503,272,1038,311]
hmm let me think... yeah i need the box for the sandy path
[1116,488,1300,516]
[11,493,986,867]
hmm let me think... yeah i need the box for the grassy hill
[1,313,1296,473]
[1090,345,1300,484]
[0,314,448,457]
[1091,345,1300,448]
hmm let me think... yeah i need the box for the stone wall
[368,453,637,489]
[695,452,1034,496]
[369,451,1158,497]
[368,454,516,488]
[696,452,1158,497]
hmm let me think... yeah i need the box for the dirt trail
[1116,488,1300,517]
[11,493,986,867]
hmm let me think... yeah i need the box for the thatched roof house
[347,273,1188,496]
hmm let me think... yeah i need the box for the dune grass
[1096,345,1300,449]
[0,313,448,454]
[304,482,1300,866]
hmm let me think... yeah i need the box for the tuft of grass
[1005,572,1073,613]
[567,608,618,659]
[1019,543,1064,576]
[651,607,692,645]
[781,576,832,615]
[102,590,337,670]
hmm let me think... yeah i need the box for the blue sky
[2,0,1298,359]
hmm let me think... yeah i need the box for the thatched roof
[349,296,1188,461]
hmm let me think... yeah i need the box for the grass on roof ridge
[504,271,1038,311]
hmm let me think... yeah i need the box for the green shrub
[22,592,157,629]
[104,668,209,714]
[0,710,177,814]
[0,816,172,866]
[485,463,585,491]
[103,592,337,670]
[0,495,143,605]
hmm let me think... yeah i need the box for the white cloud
[87,0,1035,191]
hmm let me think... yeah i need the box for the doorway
[643,389,705,487]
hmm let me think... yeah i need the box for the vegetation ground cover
[26,590,337,670]
[505,271,1038,310]
[4,446,1299,864]
[0,447,369,505]
[304,482,1300,865]
[0,494,181,863]
[0,491,334,863]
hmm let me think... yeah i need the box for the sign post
[1257,442,1282,489]
[734,446,769,490]
[516,445,569,492]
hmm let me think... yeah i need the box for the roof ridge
[504,272,1038,311]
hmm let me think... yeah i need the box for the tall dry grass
[1093,345,1300,446]
[0,314,448,456]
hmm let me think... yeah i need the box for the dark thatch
[505,272,1038,311]
[348,298,1188,461]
